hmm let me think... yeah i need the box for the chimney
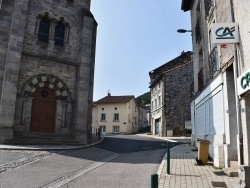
[107,92,111,96]
[181,50,185,55]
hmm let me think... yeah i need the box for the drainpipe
[229,0,243,165]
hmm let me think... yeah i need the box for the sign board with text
[211,23,239,44]
[237,68,250,96]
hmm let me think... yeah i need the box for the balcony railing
[195,18,202,44]
[208,47,218,78]
[204,0,213,18]
[198,68,204,92]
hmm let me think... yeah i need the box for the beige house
[92,103,98,135]
[94,94,139,134]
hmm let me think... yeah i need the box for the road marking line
[41,153,121,188]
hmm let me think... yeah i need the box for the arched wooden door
[30,87,56,132]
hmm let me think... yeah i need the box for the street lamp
[177,29,192,33]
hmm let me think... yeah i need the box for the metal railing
[195,18,202,44]
[208,47,219,79]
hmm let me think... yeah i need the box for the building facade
[94,94,139,135]
[92,103,98,135]
[181,0,250,181]
[149,51,193,137]
[0,0,97,144]
[138,105,147,132]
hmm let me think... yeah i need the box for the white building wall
[189,0,240,168]
[91,105,98,135]
[234,0,250,166]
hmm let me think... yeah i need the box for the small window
[115,107,117,110]
[113,126,119,133]
[114,113,119,121]
[101,113,106,121]
[38,17,50,43]
[100,126,106,132]
[54,22,65,46]
[102,108,104,110]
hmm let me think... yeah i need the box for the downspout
[229,0,243,165]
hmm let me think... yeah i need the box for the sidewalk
[157,144,239,188]
[136,133,239,187]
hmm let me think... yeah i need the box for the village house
[149,51,193,137]
[94,94,139,135]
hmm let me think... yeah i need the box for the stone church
[0,0,97,144]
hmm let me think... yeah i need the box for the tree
[136,92,150,106]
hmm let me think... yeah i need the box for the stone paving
[158,144,239,188]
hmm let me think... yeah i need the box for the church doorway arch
[30,87,56,132]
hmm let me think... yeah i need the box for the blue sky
[90,0,192,101]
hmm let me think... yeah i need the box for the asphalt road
[0,135,171,188]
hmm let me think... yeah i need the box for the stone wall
[0,0,97,142]
[163,62,193,135]
[0,0,30,140]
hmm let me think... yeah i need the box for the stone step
[224,168,238,177]
[14,135,76,141]
[223,161,239,177]
[230,161,239,169]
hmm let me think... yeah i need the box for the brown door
[30,87,56,132]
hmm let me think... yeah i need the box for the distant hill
[136,92,150,106]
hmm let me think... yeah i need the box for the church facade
[0,0,97,144]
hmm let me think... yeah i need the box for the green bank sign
[238,69,250,96]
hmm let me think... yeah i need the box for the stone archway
[30,87,56,132]
[19,74,72,134]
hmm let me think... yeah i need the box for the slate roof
[149,51,192,88]
[95,95,134,104]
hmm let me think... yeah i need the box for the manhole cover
[211,181,227,187]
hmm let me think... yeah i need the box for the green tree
[136,92,151,106]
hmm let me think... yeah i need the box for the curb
[0,137,105,151]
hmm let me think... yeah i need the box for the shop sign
[237,68,250,96]
[211,23,239,44]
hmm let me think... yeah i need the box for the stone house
[149,51,193,137]
[181,0,250,181]
[0,0,97,144]
[93,94,139,135]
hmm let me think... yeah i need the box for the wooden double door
[30,87,56,133]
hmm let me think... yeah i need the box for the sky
[90,0,192,101]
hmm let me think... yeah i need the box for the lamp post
[177,29,192,33]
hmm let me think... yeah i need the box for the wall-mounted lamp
[177,29,192,33]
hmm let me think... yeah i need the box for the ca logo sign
[216,26,235,39]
